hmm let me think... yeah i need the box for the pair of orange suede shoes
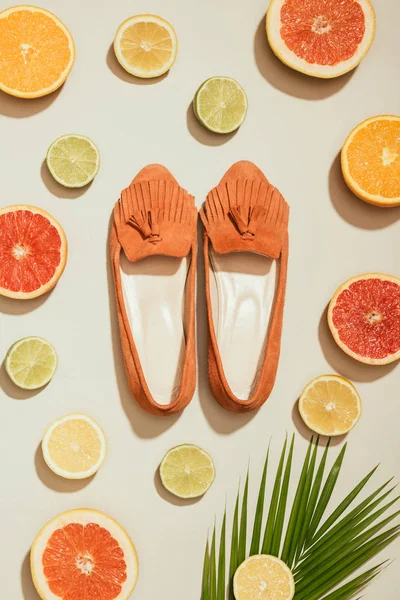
[110,161,289,416]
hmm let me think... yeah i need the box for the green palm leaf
[250,446,269,556]
[261,437,288,554]
[202,436,398,600]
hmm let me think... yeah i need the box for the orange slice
[0,205,68,300]
[298,374,362,436]
[0,5,75,98]
[328,273,400,365]
[267,0,376,79]
[341,115,400,206]
[31,509,139,600]
[114,14,178,78]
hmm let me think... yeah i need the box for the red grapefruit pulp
[31,509,139,600]
[0,205,67,299]
[328,274,400,365]
[267,0,376,78]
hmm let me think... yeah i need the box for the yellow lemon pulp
[233,555,295,600]
[42,414,107,479]
[114,15,177,78]
[298,375,362,436]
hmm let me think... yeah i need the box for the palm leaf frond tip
[202,436,398,600]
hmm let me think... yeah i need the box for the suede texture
[200,161,290,413]
[110,164,197,416]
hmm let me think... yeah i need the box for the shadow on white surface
[254,16,354,100]
[34,444,95,492]
[106,44,169,85]
[196,222,258,433]
[0,291,52,315]
[291,402,348,447]
[0,363,43,400]
[153,469,203,506]
[106,216,180,438]
[186,103,238,146]
[21,552,40,600]
[329,153,400,229]
[40,160,92,199]
[318,304,398,383]
[0,87,61,118]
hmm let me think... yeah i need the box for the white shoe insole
[209,249,278,400]
[120,253,189,405]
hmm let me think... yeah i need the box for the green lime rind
[159,443,216,499]
[5,336,58,390]
[194,76,248,134]
[46,134,100,188]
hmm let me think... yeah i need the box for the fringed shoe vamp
[200,161,289,413]
[110,164,197,416]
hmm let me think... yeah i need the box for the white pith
[5,336,58,390]
[42,414,107,479]
[233,554,295,600]
[0,204,68,300]
[298,374,362,436]
[342,115,400,206]
[267,0,376,79]
[114,14,178,78]
[0,5,75,98]
[30,509,138,600]
[46,134,101,188]
[328,273,400,365]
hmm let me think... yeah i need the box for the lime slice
[159,444,215,499]
[194,77,248,134]
[5,337,58,390]
[46,134,100,188]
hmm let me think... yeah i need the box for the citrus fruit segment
[42,414,107,479]
[0,5,75,98]
[159,444,215,499]
[5,337,57,390]
[266,0,376,78]
[194,77,248,134]
[114,14,178,78]
[46,134,100,188]
[0,205,67,300]
[328,273,400,365]
[31,509,138,600]
[298,374,362,436]
[233,554,295,600]
[341,115,400,207]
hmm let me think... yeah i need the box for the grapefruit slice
[266,0,376,79]
[0,5,75,98]
[31,509,139,600]
[341,115,400,207]
[0,205,67,300]
[328,273,400,365]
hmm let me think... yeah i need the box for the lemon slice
[234,555,295,600]
[159,444,215,499]
[298,375,362,436]
[42,414,107,479]
[46,134,100,188]
[194,77,248,134]
[5,337,58,390]
[114,14,178,78]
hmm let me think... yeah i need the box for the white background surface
[0,0,399,598]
